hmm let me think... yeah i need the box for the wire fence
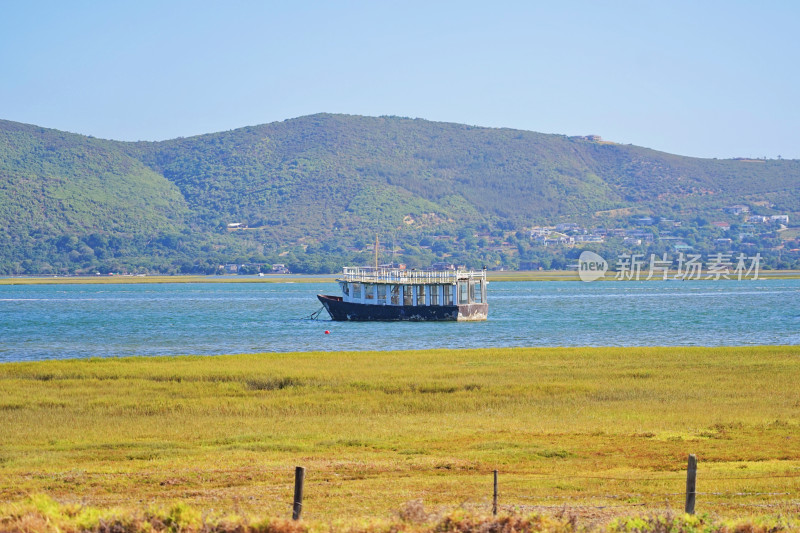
[17,468,800,481]
[14,454,800,519]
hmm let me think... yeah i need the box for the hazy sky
[2,1,798,159]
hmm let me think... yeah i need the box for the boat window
[472,280,483,304]
[458,281,469,304]
[417,285,426,305]
[365,284,375,299]
[341,283,350,297]
[403,285,413,306]
[429,285,439,306]
[390,285,400,305]
[442,284,451,305]
[376,284,385,304]
[352,283,361,300]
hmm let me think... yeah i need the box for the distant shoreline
[1,269,799,285]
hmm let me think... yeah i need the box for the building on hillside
[574,234,605,243]
[551,235,574,245]
[625,230,654,243]
[724,205,750,215]
[555,223,583,233]
[530,226,553,237]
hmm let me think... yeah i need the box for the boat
[317,266,488,321]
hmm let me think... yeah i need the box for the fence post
[685,454,697,515]
[292,466,305,520]
[492,469,498,516]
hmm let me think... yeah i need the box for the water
[1,279,798,362]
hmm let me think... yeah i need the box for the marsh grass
[1,347,799,522]
[0,275,337,285]
[3,270,798,285]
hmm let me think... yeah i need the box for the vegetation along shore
[1,269,799,285]
[1,346,798,529]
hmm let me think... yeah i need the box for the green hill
[1,113,799,274]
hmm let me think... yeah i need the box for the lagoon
[1,279,798,362]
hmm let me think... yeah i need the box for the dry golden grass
[0,346,798,524]
[0,275,337,285]
[487,271,580,281]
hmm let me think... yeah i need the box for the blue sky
[2,1,798,159]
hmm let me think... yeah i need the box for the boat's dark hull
[317,294,488,321]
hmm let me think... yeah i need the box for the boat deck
[338,267,486,284]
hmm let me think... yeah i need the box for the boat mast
[374,234,379,271]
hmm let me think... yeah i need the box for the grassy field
[1,346,799,527]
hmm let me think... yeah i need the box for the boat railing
[340,267,486,284]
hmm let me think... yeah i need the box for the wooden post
[492,469,498,516]
[292,466,305,520]
[685,454,697,515]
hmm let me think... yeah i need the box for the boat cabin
[337,267,486,307]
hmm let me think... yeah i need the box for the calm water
[1,279,799,362]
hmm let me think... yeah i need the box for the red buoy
[324,330,330,334]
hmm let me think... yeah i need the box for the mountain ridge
[1,113,798,274]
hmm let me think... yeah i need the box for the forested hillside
[1,114,799,274]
